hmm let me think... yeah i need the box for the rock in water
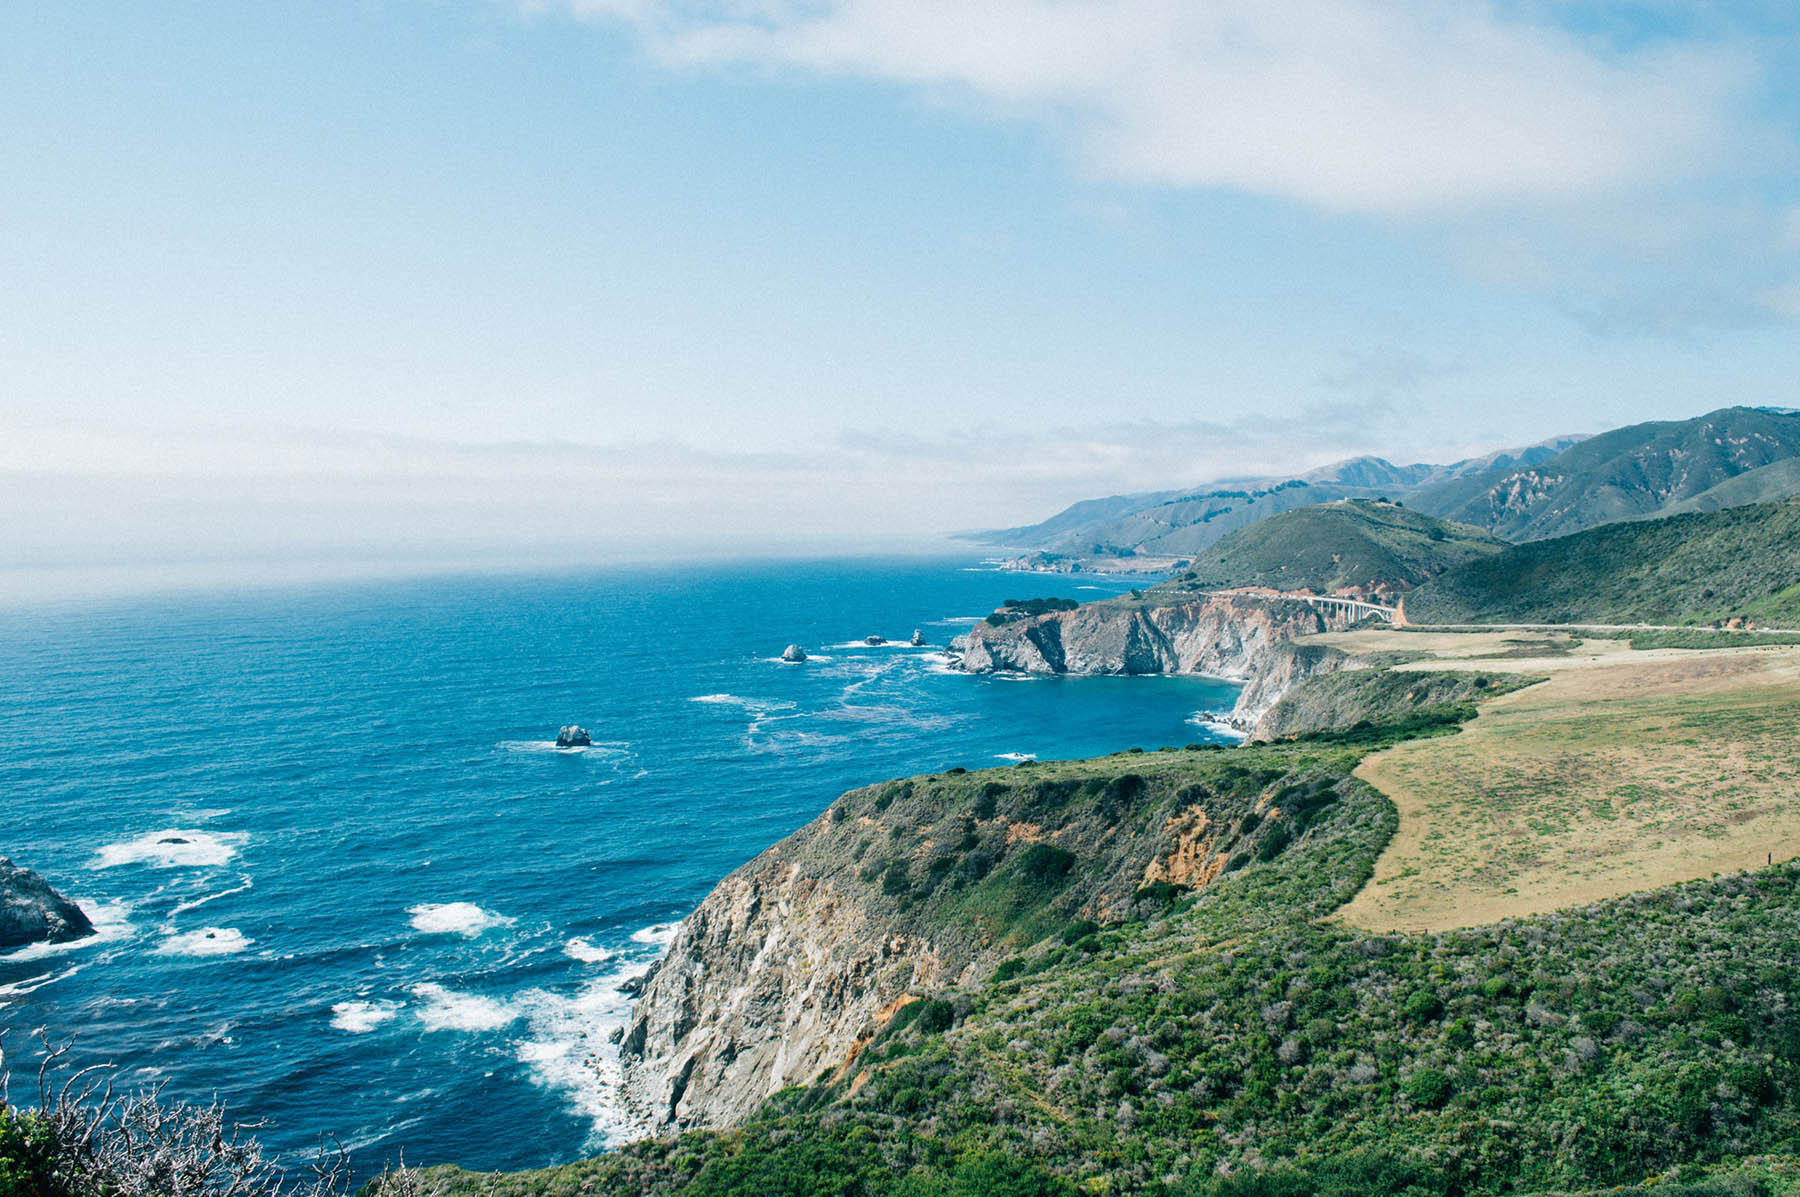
[556,725,592,748]
[0,857,95,951]
[780,644,807,663]
[864,635,887,646]
[910,629,925,646]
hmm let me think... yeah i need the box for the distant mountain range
[977,407,1800,565]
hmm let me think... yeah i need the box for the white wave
[154,926,252,957]
[764,654,833,664]
[629,922,681,948]
[688,693,796,711]
[95,829,247,869]
[412,983,516,1033]
[513,957,658,1148]
[0,964,87,1001]
[829,640,928,651]
[0,899,135,963]
[407,902,515,938]
[1187,713,1249,742]
[169,875,253,917]
[498,740,630,757]
[996,752,1037,762]
[330,999,400,1033]
[562,937,615,964]
[927,616,985,625]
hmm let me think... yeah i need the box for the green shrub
[1403,1068,1454,1108]
[1017,843,1076,884]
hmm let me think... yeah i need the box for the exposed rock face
[954,595,1358,727]
[1235,643,1354,731]
[620,818,993,1133]
[0,858,95,951]
[619,757,1283,1136]
[557,725,592,748]
[781,644,808,663]
[910,629,925,647]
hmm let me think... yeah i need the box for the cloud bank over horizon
[0,405,1567,587]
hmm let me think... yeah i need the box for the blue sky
[4,1,1800,586]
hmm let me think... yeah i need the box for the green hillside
[407,689,1800,1196]
[1412,407,1800,541]
[1668,456,1800,515]
[1144,500,1508,601]
[1403,499,1800,627]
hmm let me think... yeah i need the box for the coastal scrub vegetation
[1402,499,1800,627]
[984,597,1080,626]
[408,668,1800,1196]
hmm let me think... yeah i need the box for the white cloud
[538,0,1753,214]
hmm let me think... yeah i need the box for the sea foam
[407,902,514,937]
[562,937,615,964]
[95,829,247,869]
[412,983,516,1033]
[331,1000,401,1033]
[629,922,681,948]
[513,958,657,1148]
[154,927,253,957]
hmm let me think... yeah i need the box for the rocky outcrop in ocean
[781,644,808,663]
[557,725,592,748]
[0,857,95,951]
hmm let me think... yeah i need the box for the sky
[5,1,1800,591]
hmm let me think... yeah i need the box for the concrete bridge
[1291,594,1398,623]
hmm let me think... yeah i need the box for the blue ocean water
[0,557,1239,1175]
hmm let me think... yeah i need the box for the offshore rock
[864,635,887,646]
[910,629,925,647]
[556,725,592,748]
[781,644,808,663]
[0,858,95,951]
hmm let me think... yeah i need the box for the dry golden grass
[1316,632,1800,932]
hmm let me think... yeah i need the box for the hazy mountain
[974,436,1584,562]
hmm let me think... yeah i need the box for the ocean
[0,556,1240,1175]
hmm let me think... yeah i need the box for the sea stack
[864,635,887,646]
[910,629,925,646]
[0,857,95,951]
[556,725,592,748]
[781,644,807,663]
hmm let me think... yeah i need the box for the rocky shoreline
[950,593,1358,732]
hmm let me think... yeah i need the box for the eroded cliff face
[619,755,1290,1136]
[619,824,989,1133]
[955,595,1356,728]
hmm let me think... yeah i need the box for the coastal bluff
[952,593,1360,728]
[618,753,1293,1136]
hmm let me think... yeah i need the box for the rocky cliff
[0,857,94,951]
[619,753,1291,1135]
[955,594,1358,727]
